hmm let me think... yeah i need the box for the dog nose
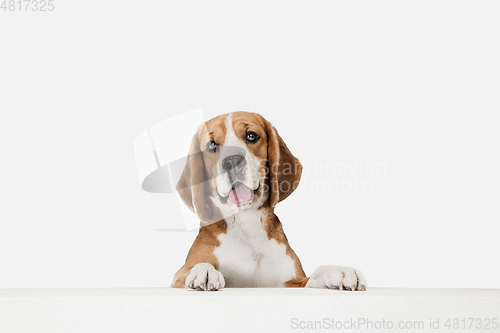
[222,155,246,173]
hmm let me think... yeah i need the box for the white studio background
[0,1,499,289]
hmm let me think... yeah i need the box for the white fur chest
[213,209,296,287]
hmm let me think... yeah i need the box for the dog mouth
[220,182,259,206]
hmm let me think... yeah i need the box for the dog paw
[185,263,225,291]
[306,265,366,291]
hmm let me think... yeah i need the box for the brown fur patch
[261,207,308,288]
[171,221,227,288]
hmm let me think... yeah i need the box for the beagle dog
[171,111,366,291]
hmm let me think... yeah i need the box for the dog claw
[351,285,356,291]
[338,282,343,290]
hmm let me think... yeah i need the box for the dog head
[176,111,302,224]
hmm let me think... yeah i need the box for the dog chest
[213,210,296,287]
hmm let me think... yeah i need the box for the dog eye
[246,132,259,143]
[206,140,218,152]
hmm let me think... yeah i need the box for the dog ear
[176,125,214,223]
[264,119,303,207]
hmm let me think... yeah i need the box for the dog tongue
[228,183,253,204]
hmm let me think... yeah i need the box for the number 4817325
[1,0,55,11]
